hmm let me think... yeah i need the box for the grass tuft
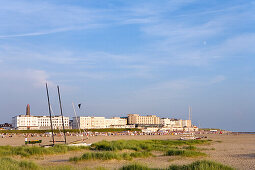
[167,160,234,170]
[0,157,39,170]
[0,145,89,157]
[165,149,206,157]
[119,163,150,170]
[182,145,197,150]
[69,151,152,162]
[91,139,209,152]
[119,160,233,170]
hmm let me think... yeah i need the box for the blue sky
[0,0,254,131]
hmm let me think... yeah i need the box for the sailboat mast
[73,102,83,141]
[57,85,67,144]
[46,83,55,145]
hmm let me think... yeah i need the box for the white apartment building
[128,114,160,125]
[72,116,128,129]
[91,117,106,129]
[12,115,39,130]
[37,116,69,130]
[105,117,127,128]
[12,115,69,130]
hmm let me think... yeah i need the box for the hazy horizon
[0,0,254,132]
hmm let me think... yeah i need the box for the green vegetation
[69,151,152,162]
[0,145,89,157]
[0,157,106,170]
[119,163,150,170]
[182,145,197,150]
[0,157,39,170]
[91,139,209,152]
[168,160,234,170]
[0,128,141,134]
[0,139,215,169]
[165,149,206,157]
[0,157,234,170]
[120,160,234,170]
[69,139,209,162]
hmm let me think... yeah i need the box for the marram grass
[0,157,234,170]
[91,139,209,152]
[168,160,234,170]
[0,144,89,157]
[69,151,152,162]
[0,157,39,170]
[165,149,206,157]
[120,160,234,170]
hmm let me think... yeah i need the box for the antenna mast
[190,106,192,122]
[189,105,191,120]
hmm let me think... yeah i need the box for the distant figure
[25,137,28,145]
[26,104,30,116]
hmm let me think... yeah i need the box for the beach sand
[0,133,254,169]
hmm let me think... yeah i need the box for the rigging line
[72,102,84,142]
[77,103,88,140]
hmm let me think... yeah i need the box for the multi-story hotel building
[72,116,128,129]
[105,117,127,128]
[37,116,69,130]
[91,117,106,129]
[12,115,69,130]
[127,114,160,125]
[12,115,39,130]
[72,116,92,129]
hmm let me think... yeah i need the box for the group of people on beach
[0,130,225,139]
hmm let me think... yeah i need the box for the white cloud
[0,1,106,38]
[215,34,255,56]
[209,75,225,84]
[134,75,226,98]
[0,69,52,88]
[0,26,94,38]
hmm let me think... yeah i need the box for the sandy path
[203,134,255,170]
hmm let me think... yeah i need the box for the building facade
[12,115,39,130]
[160,118,192,128]
[160,118,176,127]
[37,116,69,130]
[72,116,92,129]
[127,114,160,125]
[12,115,69,130]
[72,116,128,129]
[105,117,127,128]
[91,117,106,129]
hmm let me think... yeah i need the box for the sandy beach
[0,133,254,169]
